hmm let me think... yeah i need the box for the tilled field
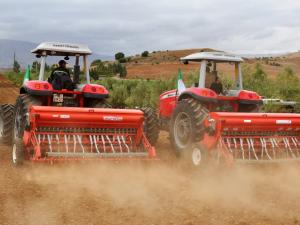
[0,75,300,225]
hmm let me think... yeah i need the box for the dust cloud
[1,151,300,225]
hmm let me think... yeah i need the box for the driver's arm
[48,69,56,83]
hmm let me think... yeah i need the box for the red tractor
[0,42,159,165]
[159,52,300,166]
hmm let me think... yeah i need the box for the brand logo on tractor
[52,114,70,119]
[103,116,123,121]
[276,120,292,125]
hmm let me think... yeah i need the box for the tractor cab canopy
[31,42,92,56]
[31,42,92,84]
[181,52,244,93]
[181,51,243,63]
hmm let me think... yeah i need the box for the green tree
[141,51,149,57]
[115,52,125,61]
[13,59,20,73]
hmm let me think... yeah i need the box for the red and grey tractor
[159,52,300,166]
[0,42,159,165]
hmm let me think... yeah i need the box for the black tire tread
[170,98,209,153]
[141,107,160,145]
[0,104,15,144]
[13,94,42,139]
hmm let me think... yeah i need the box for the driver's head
[215,76,220,83]
[58,60,67,68]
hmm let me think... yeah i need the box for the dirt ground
[1,75,300,225]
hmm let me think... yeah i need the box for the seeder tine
[56,134,60,152]
[239,138,245,160]
[285,137,296,159]
[89,135,93,152]
[232,138,237,158]
[64,135,69,153]
[106,135,115,153]
[226,138,233,153]
[93,135,100,154]
[291,137,300,156]
[121,136,130,152]
[250,138,258,160]
[246,138,251,159]
[73,135,77,153]
[117,135,123,152]
[129,136,133,151]
[260,138,264,158]
[47,134,53,153]
[77,135,85,153]
[101,135,106,153]
[270,138,276,159]
[262,138,272,160]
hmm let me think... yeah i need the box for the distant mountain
[0,39,113,68]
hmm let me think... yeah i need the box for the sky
[0,0,300,55]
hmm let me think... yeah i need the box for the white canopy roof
[31,42,92,56]
[180,51,243,62]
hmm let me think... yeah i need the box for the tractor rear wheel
[170,98,208,155]
[12,94,42,165]
[142,107,160,145]
[0,104,15,144]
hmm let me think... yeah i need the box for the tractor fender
[159,89,178,119]
[237,90,263,105]
[178,87,218,103]
[21,81,53,96]
[81,84,109,99]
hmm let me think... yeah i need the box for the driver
[210,76,223,95]
[48,60,74,90]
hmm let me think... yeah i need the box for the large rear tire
[170,98,208,156]
[141,107,160,146]
[12,94,42,166]
[0,104,15,144]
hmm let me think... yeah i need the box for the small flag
[23,65,30,83]
[177,69,186,94]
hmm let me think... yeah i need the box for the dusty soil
[1,75,300,225]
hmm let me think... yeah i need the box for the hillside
[125,49,300,79]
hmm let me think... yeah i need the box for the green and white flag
[177,69,186,94]
[23,65,30,84]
